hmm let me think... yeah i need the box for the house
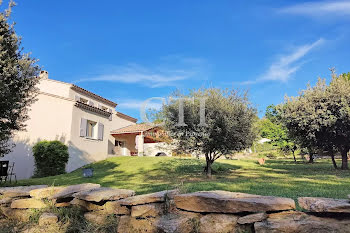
[2,71,169,180]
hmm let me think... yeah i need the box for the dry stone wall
[0,184,350,233]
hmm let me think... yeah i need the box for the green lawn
[12,156,350,201]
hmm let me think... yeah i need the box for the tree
[281,74,350,170]
[162,88,257,177]
[0,1,40,156]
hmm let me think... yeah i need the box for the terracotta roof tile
[111,124,156,134]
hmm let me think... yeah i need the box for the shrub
[32,140,69,177]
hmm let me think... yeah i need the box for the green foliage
[162,88,257,176]
[281,73,350,169]
[0,1,40,156]
[32,140,69,177]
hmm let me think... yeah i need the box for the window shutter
[75,95,80,101]
[98,123,104,140]
[98,104,102,109]
[80,118,87,137]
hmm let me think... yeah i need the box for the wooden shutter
[98,123,104,140]
[75,95,80,101]
[80,118,87,137]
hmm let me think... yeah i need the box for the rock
[174,191,295,213]
[84,211,109,225]
[0,197,14,205]
[118,190,179,206]
[254,211,350,233]
[131,203,164,218]
[199,214,238,233]
[156,213,200,233]
[117,215,158,233]
[55,202,71,208]
[11,198,47,209]
[73,187,135,202]
[39,213,58,226]
[70,198,104,211]
[237,212,267,224]
[298,197,350,213]
[0,185,47,198]
[104,201,130,215]
[30,186,65,199]
[1,207,31,221]
[50,183,100,200]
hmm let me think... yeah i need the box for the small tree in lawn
[0,1,40,156]
[162,88,257,177]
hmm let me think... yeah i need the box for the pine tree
[0,1,40,156]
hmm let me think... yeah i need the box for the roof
[116,112,138,123]
[71,84,117,107]
[75,102,112,118]
[111,124,156,135]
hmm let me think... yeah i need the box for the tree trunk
[331,154,337,169]
[205,159,213,178]
[292,151,296,163]
[308,154,314,163]
[341,150,349,170]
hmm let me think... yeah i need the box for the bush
[32,140,69,177]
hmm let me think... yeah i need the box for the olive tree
[281,74,350,169]
[162,88,257,177]
[0,1,40,156]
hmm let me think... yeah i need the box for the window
[80,118,104,140]
[87,120,97,139]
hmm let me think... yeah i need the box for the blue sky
[9,0,350,120]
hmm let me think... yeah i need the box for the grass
[12,156,350,202]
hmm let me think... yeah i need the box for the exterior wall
[143,142,172,156]
[1,92,74,179]
[2,77,137,179]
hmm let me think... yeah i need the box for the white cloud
[238,38,325,85]
[279,1,350,17]
[260,38,325,82]
[74,56,205,88]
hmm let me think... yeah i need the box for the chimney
[39,70,49,79]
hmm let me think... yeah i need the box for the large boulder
[11,198,47,209]
[254,211,350,233]
[30,186,65,199]
[174,191,295,213]
[118,190,179,206]
[50,183,100,200]
[0,185,47,198]
[131,203,164,218]
[199,214,238,233]
[298,197,350,213]
[73,187,135,202]
[39,213,58,226]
